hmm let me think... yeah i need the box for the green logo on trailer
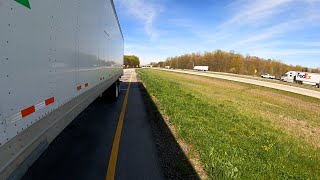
[15,0,31,9]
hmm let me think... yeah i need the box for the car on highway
[261,73,276,79]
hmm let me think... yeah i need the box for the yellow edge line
[106,72,133,180]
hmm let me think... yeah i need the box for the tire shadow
[138,82,201,180]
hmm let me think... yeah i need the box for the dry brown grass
[249,89,320,113]
[261,111,320,148]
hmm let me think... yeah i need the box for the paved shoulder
[115,69,164,179]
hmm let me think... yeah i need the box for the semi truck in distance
[281,71,320,88]
[194,66,209,71]
[0,0,123,179]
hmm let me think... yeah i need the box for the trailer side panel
[0,0,123,178]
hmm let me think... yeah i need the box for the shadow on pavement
[138,82,201,180]
[22,80,200,180]
[22,89,124,180]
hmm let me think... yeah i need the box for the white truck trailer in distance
[194,66,209,71]
[0,0,123,179]
[281,71,320,88]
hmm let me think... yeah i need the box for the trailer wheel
[115,81,119,98]
[113,81,120,99]
[103,81,120,101]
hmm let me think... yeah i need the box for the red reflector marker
[85,83,89,87]
[77,86,82,91]
[21,106,36,118]
[45,97,55,106]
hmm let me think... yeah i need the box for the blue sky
[114,0,320,68]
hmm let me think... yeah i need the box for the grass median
[137,68,320,179]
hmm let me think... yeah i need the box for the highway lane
[156,68,320,99]
[22,69,165,180]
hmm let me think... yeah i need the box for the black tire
[103,81,120,101]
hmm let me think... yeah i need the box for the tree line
[155,50,319,77]
[124,55,140,68]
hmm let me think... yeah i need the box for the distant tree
[150,62,159,66]
[153,50,316,77]
[124,55,140,68]
[157,61,164,67]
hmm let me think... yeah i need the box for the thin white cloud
[216,0,320,60]
[174,0,295,44]
[168,18,194,28]
[296,42,320,47]
[221,0,293,27]
[254,48,320,56]
[117,0,160,40]
[236,19,302,45]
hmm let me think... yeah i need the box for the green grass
[137,69,320,179]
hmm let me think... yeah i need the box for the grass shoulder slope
[137,69,320,179]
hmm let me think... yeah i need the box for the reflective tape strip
[35,102,45,111]
[8,112,23,124]
[6,97,55,124]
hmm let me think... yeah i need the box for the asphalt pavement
[22,69,165,180]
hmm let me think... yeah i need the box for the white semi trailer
[0,0,123,179]
[194,66,209,71]
[281,71,320,88]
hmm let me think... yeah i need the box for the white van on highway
[261,73,276,79]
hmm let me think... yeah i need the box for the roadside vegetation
[154,50,319,77]
[124,55,140,68]
[137,69,320,179]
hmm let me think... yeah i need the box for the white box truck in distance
[281,71,320,88]
[0,0,123,179]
